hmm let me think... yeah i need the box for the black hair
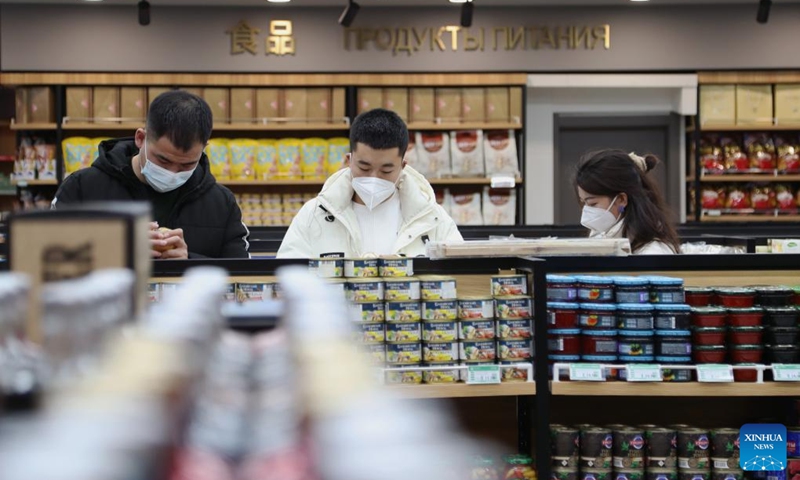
[146,90,213,151]
[574,149,681,253]
[349,108,409,157]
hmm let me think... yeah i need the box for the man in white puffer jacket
[277,109,463,258]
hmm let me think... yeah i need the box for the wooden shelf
[701,214,800,222]
[213,122,351,132]
[699,71,800,85]
[701,174,800,182]
[62,122,142,131]
[388,382,535,399]
[407,121,522,131]
[11,179,58,186]
[552,381,800,397]
[699,124,800,132]
[220,177,523,188]
[10,122,57,131]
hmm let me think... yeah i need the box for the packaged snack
[726,185,750,210]
[775,135,800,172]
[276,139,302,180]
[328,137,349,176]
[484,130,519,176]
[229,139,258,180]
[301,138,328,180]
[450,130,485,177]
[62,137,94,176]
[701,186,726,210]
[436,189,452,216]
[205,139,231,181]
[416,131,451,178]
[744,133,776,171]
[482,187,516,225]
[449,188,483,225]
[750,184,775,210]
[91,138,111,167]
[255,140,278,180]
[403,135,422,174]
[699,135,724,174]
[721,136,749,172]
[34,140,56,180]
[775,184,796,210]
[16,137,36,180]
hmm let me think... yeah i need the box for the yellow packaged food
[301,138,328,180]
[276,138,302,180]
[229,138,258,180]
[92,138,111,168]
[205,139,231,181]
[62,137,94,176]
[327,137,349,176]
[255,139,278,180]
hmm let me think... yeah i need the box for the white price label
[569,364,605,382]
[697,364,734,383]
[467,365,502,385]
[490,175,516,189]
[773,364,800,381]
[626,364,663,382]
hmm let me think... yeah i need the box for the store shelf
[9,121,57,131]
[699,124,800,132]
[213,122,351,132]
[62,122,143,131]
[388,383,535,399]
[11,179,58,186]
[701,213,800,222]
[220,177,523,188]
[701,174,800,182]
[551,382,800,397]
[407,121,522,131]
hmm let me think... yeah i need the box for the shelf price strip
[772,364,800,382]
[696,364,735,383]
[466,365,502,385]
[569,364,605,382]
[626,364,663,382]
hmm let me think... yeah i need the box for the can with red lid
[549,329,582,356]
[550,302,580,329]
[582,330,618,356]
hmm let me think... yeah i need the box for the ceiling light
[138,0,150,26]
[339,0,360,27]
[757,0,772,23]
[460,1,474,28]
[449,0,469,3]
[629,0,650,2]
[267,0,291,3]
[83,0,104,2]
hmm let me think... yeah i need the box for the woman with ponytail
[574,149,680,255]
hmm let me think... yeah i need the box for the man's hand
[158,228,189,260]
[150,222,166,258]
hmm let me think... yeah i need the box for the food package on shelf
[482,187,516,225]
[726,184,751,210]
[484,130,519,176]
[62,137,94,176]
[205,139,231,181]
[276,139,302,180]
[15,137,36,180]
[261,193,283,213]
[449,188,483,225]
[775,135,800,172]
[700,135,724,174]
[750,183,776,211]
[450,130,485,177]
[327,137,349,176]
[34,140,57,180]
[229,139,258,180]
[301,138,328,181]
[435,188,452,216]
[414,131,451,178]
[721,136,749,172]
[403,135,421,173]
[775,184,796,211]
[701,186,727,210]
[255,140,278,181]
[744,133,776,171]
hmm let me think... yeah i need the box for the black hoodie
[53,138,250,259]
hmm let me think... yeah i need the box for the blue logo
[740,424,787,471]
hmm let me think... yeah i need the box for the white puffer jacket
[277,166,463,258]
[590,220,677,255]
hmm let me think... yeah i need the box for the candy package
[701,186,727,210]
[301,138,328,180]
[775,184,796,210]
[721,136,749,172]
[726,184,751,210]
[750,184,775,210]
[327,137,349,176]
[255,140,278,180]
[744,133,776,171]
[700,135,724,174]
[775,135,800,172]
[205,139,231,181]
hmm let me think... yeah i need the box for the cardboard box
[737,85,773,125]
[774,84,800,124]
[230,88,256,123]
[332,88,346,122]
[409,88,435,123]
[256,88,282,120]
[28,87,55,124]
[485,87,510,122]
[283,88,307,120]
[148,87,172,107]
[306,88,332,121]
[435,88,462,121]
[699,85,736,126]
[66,87,93,122]
[15,88,29,124]
[383,88,409,120]
[93,87,120,124]
[357,88,382,114]
[509,87,523,123]
[203,88,230,124]
[180,87,204,97]
[462,88,485,122]
[120,87,146,122]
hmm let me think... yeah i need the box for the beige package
[484,130,519,176]
[307,88,332,121]
[699,85,736,126]
[93,87,120,124]
[28,87,55,124]
[449,188,483,226]
[357,88,382,114]
[485,87,510,123]
[435,88,462,121]
[509,87,523,122]
[482,187,516,226]
[383,88,409,120]
[415,131,451,178]
[737,85,773,125]
[450,130,485,177]
[775,85,800,125]
[332,87,346,122]
[231,88,256,123]
[66,87,92,122]
[462,88,485,122]
[410,88,435,124]
[15,88,29,124]
[256,88,282,121]
[120,87,146,122]
[180,87,204,97]
[203,88,231,124]
[283,88,308,121]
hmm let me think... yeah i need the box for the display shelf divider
[386,383,536,399]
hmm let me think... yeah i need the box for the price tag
[626,364,663,382]
[490,175,516,189]
[697,364,734,383]
[467,365,501,385]
[773,364,800,381]
[569,364,605,382]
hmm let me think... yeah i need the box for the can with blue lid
[618,304,655,330]
[654,304,692,330]
[645,276,686,304]
[655,330,692,358]
[582,329,619,356]
[548,274,579,302]
[577,276,616,303]
[614,276,651,304]
[580,304,618,329]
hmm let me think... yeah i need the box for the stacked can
[551,425,580,480]
[710,428,742,480]
[494,275,534,375]
[677,428,712,480]
[580,427,614,480]
[613,426,647,480]
[419,275,461,383]
[646,427,678,480]
[615,277,656,381]
[788,428,800,480]
[547,275,585,378]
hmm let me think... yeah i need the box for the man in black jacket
[53,91,250,259]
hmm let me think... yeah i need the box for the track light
[339,0,360,27]
[757,0,771,24]
[138,0,150,26]
[460,0,474,28]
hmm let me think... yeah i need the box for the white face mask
[140,141,196,193]
[351,175,398,211]
[581,195,621,233]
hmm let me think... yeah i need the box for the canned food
[423,341,459,363]
[711,471,742,480]
[458,296,495,320]
[386,301,421,322]
[419,275,458,300]
[386,342,422,364]
[582,330,619,356]
[461,340,497,361]
[236,283,273,302]
[581,470,612,480]
[422,320,459,342]
[576,276,615,303]
[309,258,344,278]
[646,428,677,468]
[617,304,655,330]
[615,470,645,480]
[712,458,738,470]
[552,426,580,468]
[344,258,379,278]
[384,278,421,301]
[346,279,385,302]
[422,300,458,321]
[660,358,693,383]
[788,428,800,457]
[678,471,709,480]
[326,278,347,296]
[351,301,386,323]
[459,361,495,382]
[495,296,533,319]
[654,304,692,330]
[580,304,618,329]
[499,361,531,382]
[461,319,496,340]
[355,322,385,344]
[499,339,532,361]
[379,257,414,277]
[550,302,581,329]
[423,363,460,384]
[614,276,651,304]
[492,274,528,296]
[618,330,655,357]
[358,344,386,364]
[580,428,613,469]
[385,365,422,384]
[647,470,678,480]
[386,322,422,343]
[497,318,533,339]
[148,283,160,303]
[552,468,579,480]
[613,428,646,469]
[548,275,578,302]
[710,428,739,461]
[645,276,685,304]
[677,428,711,469]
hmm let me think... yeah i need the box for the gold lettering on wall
[227,21,261,55]
[226,19,296,56]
